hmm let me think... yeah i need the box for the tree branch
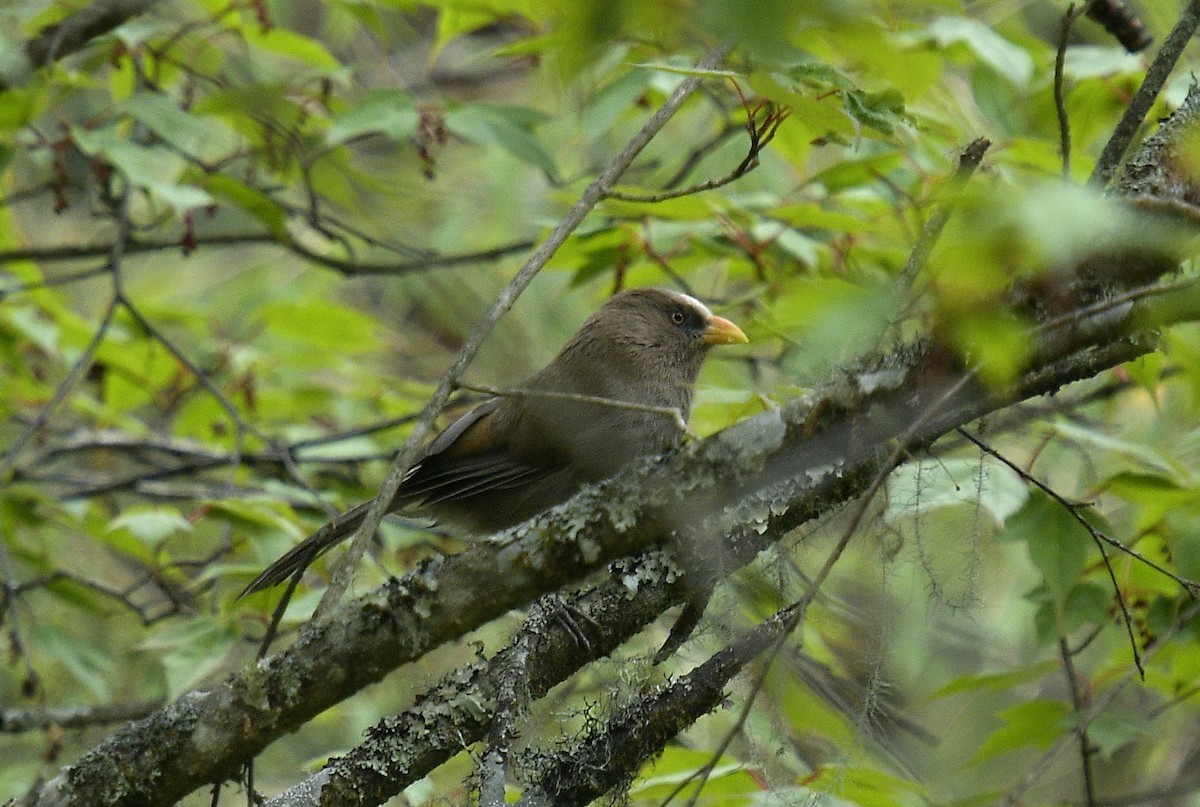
[16,265,1200,806]
[1,0,164,93]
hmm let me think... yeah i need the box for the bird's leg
[653,528,722,664]
[548,593,604,655]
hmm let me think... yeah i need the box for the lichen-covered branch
[11,52,1200,807]
[19,263,1189,807]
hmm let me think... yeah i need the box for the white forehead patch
[661,289,713,319]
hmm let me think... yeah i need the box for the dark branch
[2,0,164,93]
[1090,0,1200,187]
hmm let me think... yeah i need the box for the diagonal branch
[1,0,164,93]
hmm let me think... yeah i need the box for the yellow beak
[703,315,749,346]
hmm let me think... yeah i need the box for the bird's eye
[671,310,686,325]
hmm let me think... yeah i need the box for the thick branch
[1,0,163,93]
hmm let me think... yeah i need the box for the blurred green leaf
[262,300,382,353]
[243,27,341,70]
[1050,419,1178,476]
[972,700,1071,763]
[71,124,214,212]
[885,457,1028,528]
[950,309,1031,388]
[927,660,1059,699]
[121,91,242,159]
[107,506,193,548]
[629,748,755,802]
[928,17,1034,89]
[445,104,558,176]
[35,624,114,702]
[1087,708,1152,758]
[1000,491,1088,605]
[142,616,238,699]
[326,90,419,145]
[204,175,288,237]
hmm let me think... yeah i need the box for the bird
[240,287,748,596]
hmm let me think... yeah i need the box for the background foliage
[2,0,1200,804]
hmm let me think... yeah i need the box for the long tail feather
[238,501,372,597]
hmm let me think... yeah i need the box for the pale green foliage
[2,0,1199,804]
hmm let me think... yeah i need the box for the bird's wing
[402,396,562,506]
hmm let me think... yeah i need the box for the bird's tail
[238,501,374,597]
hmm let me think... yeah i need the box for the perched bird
[241,287,747,596]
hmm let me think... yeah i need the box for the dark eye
[671,310,686,325]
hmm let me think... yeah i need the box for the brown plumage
[241,288,747,595]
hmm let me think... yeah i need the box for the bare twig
[0,699,165,734]
[458,382,693,437]
[956,428,1166,679]
[3,0,165,93]
[605,89,788,204]
[1055,5,1083,179]
[1058,636,1098,807]
[997,598,1200,806]
[898,138,990,288]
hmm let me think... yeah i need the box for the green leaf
[1001,491,1087,604]
[762,278,903,373]
[35,624,114,702]
[885,457,1028,528]
[1087,708,1152,758]
[629,747,754,802]
[1165,507,1200,581]
[1121,352,1167,397]
[243,27,341,70]
[108,506,193,548]
[803,763,931,807]
[205,498,302,537]
[1059,581,1112,634]
[141,616,238,699]
[1050,419,1178,476]
[71,124,213,212]
[1064,45,1144,79]
[445,104,558,177]
[771,203,870,233]
[120,91,242,159]
[842,88,907,136]
[927,660,1059,699]
[972,700,1071,763]
[326,90,419,145]
[204,174,287,237]
[262,300,382,354]
[950,308,1032,388]
[928,17,1034,90]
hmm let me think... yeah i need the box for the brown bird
[241,288,747,595]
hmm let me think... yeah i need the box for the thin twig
[116,295,248,495]
[1058,636,1098,807]
[0,698,165,733]
[606,92,788,204]
[670,371,979,805]
[1055,5,1082,179]
[898,138,990,288]
[457,382,693,437]
[0,234,536,276]
[997,598,1200,806]
[957,428,1158,679]
[1090,0,1200,187]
